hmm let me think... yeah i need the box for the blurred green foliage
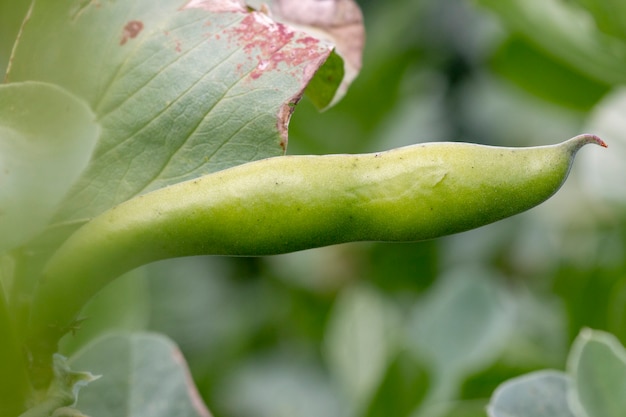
[52,0,626,416]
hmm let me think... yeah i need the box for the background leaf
[0,0,30,79]
[406,266,514,416]
[363,351,430,417]
[568,329,626,417]
[215,352,343,417]
[0,81,98,251]
[578,87,626,204]
[487,371,577,417]
[407,267,513,383]
[6,0,342,227]
[70,332,211,417]
[476,0,626,86]
[569,0,626,41]
[323,283,400,412]
[490,36,609,111]
[59,269,150,357]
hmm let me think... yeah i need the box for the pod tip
[575,133,607,148]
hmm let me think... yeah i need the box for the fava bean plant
[0,1,622,417]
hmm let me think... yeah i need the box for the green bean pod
[28,134,605,366]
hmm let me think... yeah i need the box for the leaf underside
[0,81,98,251]
[7,0,340,227]
[69,332,211,417]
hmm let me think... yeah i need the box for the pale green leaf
[7,0,338,224]
[59,268,150,357]
[570,0,626,41]
[217,353,343,417]
[476,0,626,85]
[568,328,626,417]
[498,291,568,368]
[487,371,577,417]
[407,268,514,417]
[0,81,98,251]
[579,87,626,204]
[491,36,609,111]
[406,267,514,381]
[69,332,211,417]
[323,284,399,410]
[0,0,30,79]
[19,354,100,417]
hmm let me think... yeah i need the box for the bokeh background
[56,0,626,416]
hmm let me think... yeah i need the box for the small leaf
[69,332,211,417]
[262,0,365,108]
[51,354,101,405]
[567,328,626,417]
[303,49,345,110]
[19,354,100,417]
[487,371,577,417]
[323,284,399,410]
[0,81,98,251]
[217,353,343,417]
[364,351,430,417]
[59,269,150,357]
[498,291,568,368]
[405,267,515,417]
[406,267,514,382]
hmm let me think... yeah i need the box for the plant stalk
[0,279,32,416]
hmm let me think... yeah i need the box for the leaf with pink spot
[6,0,358,233]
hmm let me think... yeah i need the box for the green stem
[0,279,31,416]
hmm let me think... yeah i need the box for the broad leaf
[568,328,626,417]
[69,332,211,417]
[569,0,626,41]
[0,81,98,251]
[491,36,609,111]
[477,0,626,86]
[487,371,576,417]
[0,0,30,79]
[6,0,346,226]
